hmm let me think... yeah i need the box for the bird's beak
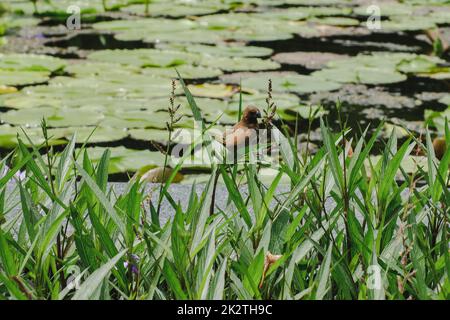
[256,111,262,118]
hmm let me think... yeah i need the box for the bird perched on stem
[210,105,262,215]
[221,105,262,149]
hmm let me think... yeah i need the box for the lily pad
[139,29,224,44]
[242,74,342,94]
[101,110,193,130]
[309,17,360,26]
[356,67,407,85]
[272,51,349,70]
[382,16,436,31]
[79,146,167,174]
[0,85,17,94]
[397,55,445,73]
[0,124,66,148]
[310,53,431,85]
[425,107,450,132]
[439,95,450,106]
[51,126,129,143]
[199,56,281,72]
[229,92,301,111]
[93,18,197,33]
[65,61,141,77]
[0,71,50,86]
[1,107,104,127]
[120,2,226,17]
[0,53,66,72]
[142,65,222,79]
[128,128,171,143]
[187,83,236,98]
[87,49,199,68]
[156,43,273,58]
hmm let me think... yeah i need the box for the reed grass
[0,78,448,300]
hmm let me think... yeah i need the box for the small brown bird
[210,106,261,216]
[221,105,261,148]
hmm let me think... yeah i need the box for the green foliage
[0,84,448,300]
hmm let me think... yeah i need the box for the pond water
[0,0,449,182]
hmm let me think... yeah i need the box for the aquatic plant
[0,79,448,300]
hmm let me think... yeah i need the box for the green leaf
[75,161,126,236]
[316,243,332,300]
[162,260,188,300]
[0,228,17,276]
[72,250,127,300]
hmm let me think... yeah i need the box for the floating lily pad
[130,125,226,145]
[356,67,407,85]
[187,83,236,98]
[0,16,39,29]
[50,126,129,143]
[229,92,300,111]
[87,49,199,68]
[128,128,171,143]
[309,84,417,110]
[6,0,131,15]
[1,107,104,127]
[47,75,175,99]
[382,16,436,31]
[65,61,141,77]
[242,74,342,94]
[156,43,273,58]
[417,70,450,80]
[272,51,349,70]
[397,55,445,73]
[309,17,360,26]
[121,2,225,17]
[101,110,193,130]
[80,146,167,174]
[0,85,17,94]
[354,3,414,17]
[142,65,222,79]
[0,53,66,72]
[203,110,240,124]
[251,6,352,21]
[0,70,50,86]
[310,53,435,85]
[139,29,225,44]
[199,56,281,72]
[382,123,410,139]
[0,124,66,148]
[439,95,450,106]
[312,68,358,83]
[425,107,450,132]
[93,18,197,33]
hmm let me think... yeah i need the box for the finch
[221,105,261,149]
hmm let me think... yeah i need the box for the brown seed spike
[259,252,282,288]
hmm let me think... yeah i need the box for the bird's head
[242,105,261,125]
